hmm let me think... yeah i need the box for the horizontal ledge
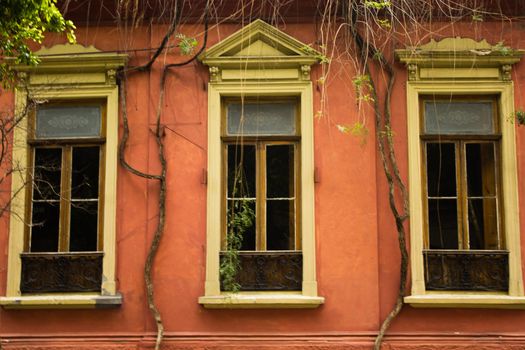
[405,294,525,309]
[199,293,324,309]
[0,293,122,309]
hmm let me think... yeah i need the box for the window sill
[405,294,525,309]
[199,293,325,309]
[0,293,122,309]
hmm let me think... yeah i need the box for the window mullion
[458,141,469,250]
[257,142,266,251]
[59,146,72,252]
[294,142,300,250]
[97,145,104,251]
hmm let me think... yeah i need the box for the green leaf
[0,0,76,86]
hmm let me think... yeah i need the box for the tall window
[221,98,302,291]
[21,101,105,293]
[421,96,507,291]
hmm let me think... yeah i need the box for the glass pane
[70,201,99,251]
[267,145,294,198]
[30,202,60,252]
[72,147,100,199]
[428,199,459,249]
[36,105,101,138]
[227,199,256,250]
[424,101,493,134]
[267,200,294,250]
[33,148,62,200]
[227,144,255,198]
[468,198,499,250]
[466,143,496,197]
[426,143,456,197]
[227,102,295,135]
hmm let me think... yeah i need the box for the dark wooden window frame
[420,95,509,291]
[220,98,302,291]
[21,100,106,293]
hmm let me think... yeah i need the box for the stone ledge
[405,294,525,309]
[0,293,122,309]
[199,293,324,309]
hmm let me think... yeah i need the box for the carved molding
[419,37,492,51]
[301,65,311,80]
[199,19,320,81]
[35,43,100,56]
[106,69,117,85]
[396,37,523,81]
[408,63,418,81]
[209,66,220,82]
[501,64,512,81]
[16,71,28,87]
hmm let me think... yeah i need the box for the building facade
[1,1,525,348]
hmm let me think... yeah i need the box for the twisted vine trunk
[346,4,410,349]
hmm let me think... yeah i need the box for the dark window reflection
[33,148,62,200]
[70,201,98,251]
[267,145,294,198]
[227,144,256,198]
[426,143,456,197]
[71,147,100,199]
[428,199,459,249]
[30,202,60,252]
[267,200,294,250]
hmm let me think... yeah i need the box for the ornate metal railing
[20,252,103,293]
[423,250,508,291]
[220,251,302,291]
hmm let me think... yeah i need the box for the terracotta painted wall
[1,19,525,349]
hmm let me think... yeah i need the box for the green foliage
[337,122,369,145]
[0,0,76,87]
[301,45,330,64]
[377,19,391,29]
[175,34,198,55]
[379,125,395,138]
[364,0,392,10]
[352,74,375,103]
[471,13,484,22]
[512,109,525,126]
[373,50,384,61]
[220,187,255,292]
[493,41,512,55]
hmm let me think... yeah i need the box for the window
[0,44,126,309]
[221,99,302,291]
[21,102,105,293]
[421,97,507,291]
[198,19,323,308]
[397,37,525,308]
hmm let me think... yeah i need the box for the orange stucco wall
[1,19,525,349]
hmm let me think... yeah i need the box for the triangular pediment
[199,19,319,68]
[235,40,286,57]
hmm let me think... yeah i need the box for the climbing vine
[220,197,255,292]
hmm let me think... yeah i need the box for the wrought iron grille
[424,250,508,291]
[220,251,302,291]
[20,252,103,293]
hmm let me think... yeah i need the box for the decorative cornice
[395,37,523,81]
[199,19,320,70]
[16,44,128,74]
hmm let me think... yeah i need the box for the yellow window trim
[199,82,322,309]
[397,37,524,308]
[198,20,323,308]
[0,44,127,309]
